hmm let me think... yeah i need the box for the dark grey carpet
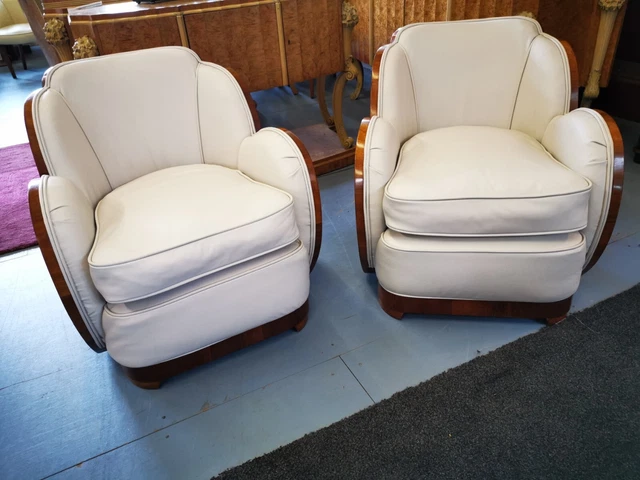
[216,284,640,480]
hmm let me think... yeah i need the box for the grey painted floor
[1,48,640,480]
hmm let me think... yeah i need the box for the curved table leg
[317,75,335,129]
[332,71,354,149]
[350,58,364,100]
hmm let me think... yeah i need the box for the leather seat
[89,164,299,303]
[383,126,592,236]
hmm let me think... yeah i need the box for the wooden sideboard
[350,0,628,105]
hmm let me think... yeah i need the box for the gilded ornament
[72,36,99,59]
[43,18,69,46]
[342,2,359,28]
[598,0,626,11]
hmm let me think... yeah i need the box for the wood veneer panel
[511,0,539,16]
[350,0,371,64]
[85,17,183,55]
[282,0,343,83]
[373,0,404,56]
[379,285,572,324]
[185,4,283,92]
[537,0,599,86]
[404,0,448,23]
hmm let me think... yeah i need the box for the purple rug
[0,143,39,255]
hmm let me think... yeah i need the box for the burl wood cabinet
[42,0,344,93]
[351,0,628,104]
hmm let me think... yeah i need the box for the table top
[68,0,277,21]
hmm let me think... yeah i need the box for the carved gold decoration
[342,1,359,28]
[43,18,68,46]
[42,16,74,62]
[72,36,99,59]
[315,1,362,150]
[518,11,536,19]
[342,1,363,101]
[582,0,626,106]
[598,0,625,11]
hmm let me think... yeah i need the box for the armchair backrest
[376,17,571,143]
[0,0,28,26]
[28,47,256,207]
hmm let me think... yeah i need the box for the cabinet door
[281,0,344,83]
[185,3,284,92]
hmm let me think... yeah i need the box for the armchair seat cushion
[383,126,592,237]
[0,24,35,45]
[88,164,299,303]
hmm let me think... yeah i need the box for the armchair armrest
[355,116,401,272]
[542,108,624,271]
[29,175,106,351]
[237,127,322,270]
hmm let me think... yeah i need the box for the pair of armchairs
[27,18,622,389]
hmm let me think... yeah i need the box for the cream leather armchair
[0,0,36,78]
[26,47,321,388]
[355,17,623,324]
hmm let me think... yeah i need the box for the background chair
[355,17,623,324]
[26,47,322,388]
[0,0,36,78]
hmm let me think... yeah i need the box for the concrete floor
[1,47,640,480]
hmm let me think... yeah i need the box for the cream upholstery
[89,164,299,303]
[383,127,591,237]
[358,17,621,309]
[376,230,585,303]
[29,47,320,369]
[103,242,309,368]
[0,0,35,45]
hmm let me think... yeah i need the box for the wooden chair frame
[25,70,322,389]
[354,36,624,325]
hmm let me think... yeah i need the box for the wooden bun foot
[546,315,567,326]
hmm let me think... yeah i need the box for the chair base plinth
[378,285,571,326]
[121,300,310,389]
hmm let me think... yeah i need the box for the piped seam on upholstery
[104,241,305,317]
[509,33,537,130]
[89,168,295,267]
[259,127,316,265]
[380,231,586,255]
[384,224,589,238]
[40,176,106,347]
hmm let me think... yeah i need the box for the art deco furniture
[0,0,36,78]
[349,0,628,107]
[355,18,624,323]
[26,47,322,389]
[18,0,363,175]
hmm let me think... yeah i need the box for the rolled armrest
[355,116,401,272]
[542,108,624,270]
[238,127,321,270]
[29,175,106,350]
